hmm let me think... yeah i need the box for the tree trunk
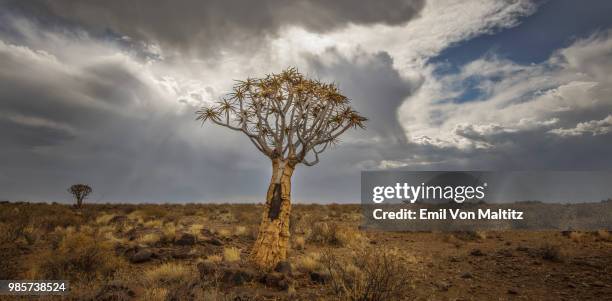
[76,197,82,209]
[251,159,295,269]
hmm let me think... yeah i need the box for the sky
[1,0,611,203]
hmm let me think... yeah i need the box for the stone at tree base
[274,261,292,275]
[220,267,256,286]
[264,272,294,290]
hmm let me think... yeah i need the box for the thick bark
[251,159,295,268]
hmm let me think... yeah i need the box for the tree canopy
[196,67,366,166]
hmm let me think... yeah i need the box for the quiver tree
[68,184,92,209]
[196,67,366,268]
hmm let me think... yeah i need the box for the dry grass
[28,229,125,281]
[206,254,223,264]
[144,263,193,287]
[144,219,163,228]
[141,287,169,301]
[161,222,178,242]
[293,235,306,250]
[234,225,248,237]
[212,227,232,239]
[95,213,116,225]
[308,222,367,248]
[296,252,322,272]
[138,233,161,245]
[321,248,413,301]
[569,231,584,243]
[188,223,205,240]
[223,247,241,262]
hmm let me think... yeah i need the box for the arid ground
[1,202,611,300]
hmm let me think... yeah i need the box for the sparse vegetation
[28,229,125,281]
[321,248,413,301]
[0,201,610,300]
[540,243,563,262]
[223,247,241,262]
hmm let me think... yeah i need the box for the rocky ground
[0,202,610,300]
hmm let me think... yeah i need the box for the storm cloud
[6,0,425,57]
[0,0,611,203]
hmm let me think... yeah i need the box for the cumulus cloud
[390,30,612,169]
[550,115,612,137]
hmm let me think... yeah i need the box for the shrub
[540,243,563,262]
[145,263,193,287]
[161,222,178,242]
[308,222,366,247]
[223,247,241,262]
[29,230,124,281]
[189,223,205,240]
[234,225,248,237]
[321,248,413,301]
[296,252,321,272]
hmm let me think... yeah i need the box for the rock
[264,272,293,291]
[95,280,135,301]
[175,234,196,246]
[507,288,519,295]
[222,268,255,286]
[460,272,473,279]
[274,261,292,275]
[309,271,330,284]
[265,272,283,285]
[470,249,485,256]
[205,238,223,246]
[129,249,153,263]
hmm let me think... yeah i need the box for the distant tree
[68,184,92,209]
[196,67,366,268]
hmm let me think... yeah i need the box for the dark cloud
[0,37,272,203]
[307,49,417,144]
[5,0,425,57]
